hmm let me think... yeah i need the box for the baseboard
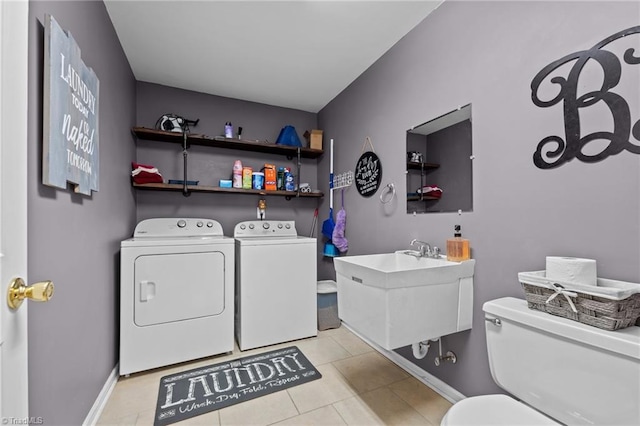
[83,363,119,426]
[342,323,466,404]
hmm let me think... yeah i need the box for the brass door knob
[7,277,54,310]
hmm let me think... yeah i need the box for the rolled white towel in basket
[546,256,597,286]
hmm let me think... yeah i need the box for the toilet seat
[441,395,559,425]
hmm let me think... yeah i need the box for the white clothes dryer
[234,220,317,351]
[120,218,234,376]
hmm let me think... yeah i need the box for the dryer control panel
[133,218,224,237]
[234,220,297,238]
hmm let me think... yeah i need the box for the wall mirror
[406,104,473,214]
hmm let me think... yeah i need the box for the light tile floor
[98,327,452,425]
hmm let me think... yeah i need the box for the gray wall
[318,1,640,397]
[21,1,640,422]
[135,82,320,237]
[27,1,136,424]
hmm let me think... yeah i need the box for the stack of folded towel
[416,185,443,198]
[131,162,163,184]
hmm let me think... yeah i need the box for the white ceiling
[104,0,443,113]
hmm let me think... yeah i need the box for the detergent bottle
[232,160,243,188]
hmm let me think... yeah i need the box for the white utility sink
[333,251,475,350]
[333,251,474,289]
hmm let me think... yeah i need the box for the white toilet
[442,297,640,426]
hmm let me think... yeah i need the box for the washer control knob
[249,224,255,229]
[240,224,246,230]
[177,220,187,228]
[285,223,291,229]
[263,222,270,230]
[207,222,213,228]
[197,221,203,227]
[278,223,283,229]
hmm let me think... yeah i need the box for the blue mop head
[322,208,335,239]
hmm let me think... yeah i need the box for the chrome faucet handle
[410,240,430,256]
[431,246,441,258]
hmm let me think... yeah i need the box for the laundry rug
[154,346,321,426]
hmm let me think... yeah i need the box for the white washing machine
[120,218,234,375]
[234,220,317,351]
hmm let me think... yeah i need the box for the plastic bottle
[232,160,243,188]
[252,172,265,190]
[225,122,233,138]
[277,167,285,190]
[446,224,470,261]
[284,168,295,191]
[242,167,253,189]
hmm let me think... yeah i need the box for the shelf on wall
[407,162,440,201]
[406,161,440,171]
[407,194,440,201]
[133,182,324,199]
[132,127,324,159]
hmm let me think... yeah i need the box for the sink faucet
[406,239,441,258]
[410,239,432,257]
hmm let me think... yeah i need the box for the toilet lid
[441,395,559,425]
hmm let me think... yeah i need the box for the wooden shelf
[133,182,323,199]
[406,161,440,171]
[407,194,440,201]
[132,127,324,159]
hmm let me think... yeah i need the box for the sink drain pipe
[411,337,439,359]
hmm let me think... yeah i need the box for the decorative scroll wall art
[531,26,640,169]
[43,14,99,195]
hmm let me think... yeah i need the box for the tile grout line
[385,383,439,426]
[330,401,351,426]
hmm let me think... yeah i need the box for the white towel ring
[380,183,396,204]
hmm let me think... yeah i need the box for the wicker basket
[519,271,640,331]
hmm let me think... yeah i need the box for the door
[0,0,30,419]
[134,251,225,326]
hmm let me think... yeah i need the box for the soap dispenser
[446,224,470,261]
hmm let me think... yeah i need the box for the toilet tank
[484,297,640,426]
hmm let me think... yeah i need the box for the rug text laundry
[154,346,321,426]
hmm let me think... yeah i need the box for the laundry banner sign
[43,14,99,195]
[154,346,321,426]
[531,26,640,169]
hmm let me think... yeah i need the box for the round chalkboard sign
[355,151,382,197]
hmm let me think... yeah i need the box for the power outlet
[257,208,265,220]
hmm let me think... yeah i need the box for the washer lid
[121,235,233,248]
[442,395,559,426]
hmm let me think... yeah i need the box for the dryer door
[134,251,225,326]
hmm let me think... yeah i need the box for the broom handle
[330,138,334,209]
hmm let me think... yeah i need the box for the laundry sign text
[43,14,99,195]
[154,346,321,426]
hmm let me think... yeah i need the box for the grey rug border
[154,346,321,426]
